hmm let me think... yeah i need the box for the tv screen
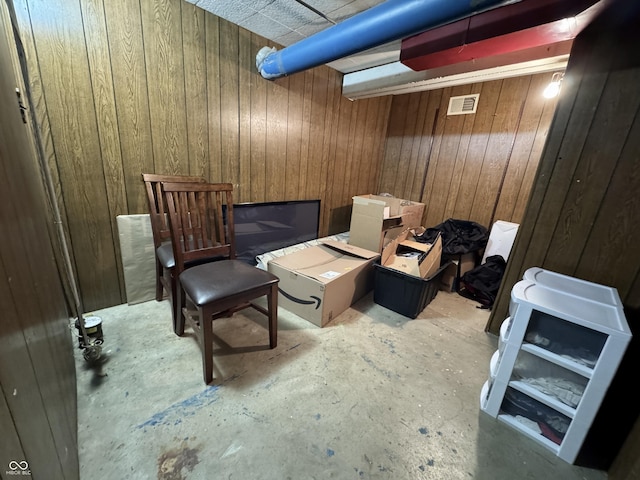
[230,200,321,265]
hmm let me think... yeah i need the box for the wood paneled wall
[378,73,558,229]
[0,3,78,478]
[487,1,640,477]
[12,0,392,311]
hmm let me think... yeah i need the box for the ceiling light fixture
[543,72,564,99]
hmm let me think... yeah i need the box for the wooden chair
[142,173,206,330]
[163,182,279,384]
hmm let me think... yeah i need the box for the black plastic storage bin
[373,261,451,319]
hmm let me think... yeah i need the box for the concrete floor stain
[157,442,200,480]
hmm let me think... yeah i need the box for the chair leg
[200,305,214,385]
[174,282,186,336]
[155,259,164,302]
[268,284,278,349]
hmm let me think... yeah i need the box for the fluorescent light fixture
[342,56,570,100]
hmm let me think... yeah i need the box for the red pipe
[401,0,602,72]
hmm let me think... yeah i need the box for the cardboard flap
[269,241,378,285]
[399,239,430,253]
[381,228,411,265]
[381,230,442,279]
[420,233,442,279]
[270,244,340,270]
[352,196,386,217]
[320,240,380,260]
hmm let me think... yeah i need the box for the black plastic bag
[416,218,488,255]
[458,255,507,309]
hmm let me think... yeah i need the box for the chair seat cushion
[179,260,279,307]
[156,242,175,269]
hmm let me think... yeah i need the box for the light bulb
[544,81,561,99]
[543,73,564,99]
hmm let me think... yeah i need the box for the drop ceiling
[186,0,603,99]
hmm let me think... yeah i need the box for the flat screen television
[229,200,321,265]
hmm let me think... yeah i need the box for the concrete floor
[75,291,609,480]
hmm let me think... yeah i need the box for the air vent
[447,94,480,115]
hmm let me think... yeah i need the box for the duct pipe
[256,0,521,79]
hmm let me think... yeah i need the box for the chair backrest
[162,182,236,272]
[142,173,206,248]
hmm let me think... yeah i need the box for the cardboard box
[374,230,447,318]
[443,251,477,292]
[380,230,442,279]
[439,262,458,292]
[459,252,477,277]
[349,194,425,253]
[267,240,380,327]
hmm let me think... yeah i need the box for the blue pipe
[256,0,520,79]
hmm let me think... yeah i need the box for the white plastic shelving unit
[480,268,632,464]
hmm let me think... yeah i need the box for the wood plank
[443,83,481,220]
[470,75,530,228]
[574,94,640,296]
[298,69,314,199]
[393,91,422,196]
[80,0,127,301]
[320,70,342,235]
[365,98,385,196]
[181,2,209,179]
[343,98,361,204]
[356,100,376,196]
[102,0,154,212]
[544,67,640,275]
[410,90,442,205]
[510,41,613,275]
[249,32,267,202]
[492,73,548,223]
[331,95,356,230]
[348,99,368,199]
[316,66,335,235]
[425,84,473,224]
[206,13,221,181]
[265,76,289,201]
[302,66,325,203]
[140,0,188,174]
[420,87,454,227]
[27,0,121,310]
[378,94,409,195]
[622,270,640,312]
[285,70,304,200]
[344,98,361,207]
[219,19,240,191]
[403,91,430,200]
[370,96,392,197]
[512,84,559,222]
[448,80,501,223]
[237,27,253,203]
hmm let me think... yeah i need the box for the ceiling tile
[272,30,306,47]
